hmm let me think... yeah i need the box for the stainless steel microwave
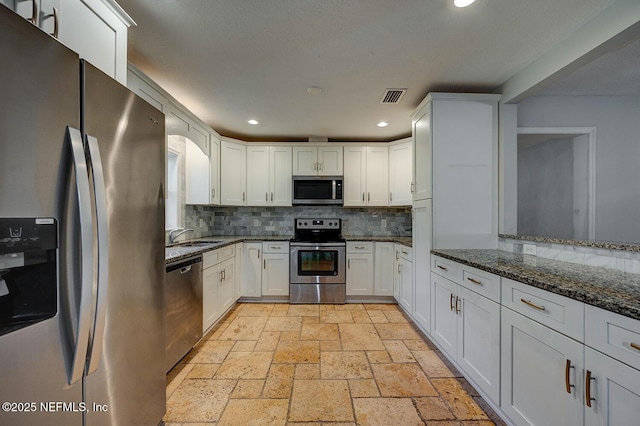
[292,176,343,205]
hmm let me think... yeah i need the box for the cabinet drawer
[431,255,460,282]
[395,244,412,261]
[347,242,374,253]
[262,241,289,254]
[203,244,236,269]
[585,304,640,370]
[461,267,501,303]
[502,278,584,340]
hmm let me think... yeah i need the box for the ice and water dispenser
[0,218,57,336]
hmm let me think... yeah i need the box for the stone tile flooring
[164,303,505,425]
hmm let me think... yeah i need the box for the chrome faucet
[168,228,194,243]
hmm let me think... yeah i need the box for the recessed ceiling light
[307,86,323,95]
[377,121,388,128]
[454,0,476,7]
[248,119,259,125]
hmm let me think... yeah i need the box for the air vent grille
[380,88,407,104]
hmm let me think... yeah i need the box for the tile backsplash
[185,205,412,238]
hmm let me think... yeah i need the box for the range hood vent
[380,88,407,104]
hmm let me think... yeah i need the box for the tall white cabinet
[409,92,499,336]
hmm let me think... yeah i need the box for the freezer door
[81,62,166,426]
[0,6,83,426]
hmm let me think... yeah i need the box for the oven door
[289,243,346,284]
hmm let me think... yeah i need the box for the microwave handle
[332,180,336,200]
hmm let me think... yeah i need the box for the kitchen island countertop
[432,249,640,321]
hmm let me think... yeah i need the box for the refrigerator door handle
[85,134,110,375]
[66,127,94,385]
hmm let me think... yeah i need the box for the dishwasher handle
[166,255,202,273]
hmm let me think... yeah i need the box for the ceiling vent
[380,88,407,104]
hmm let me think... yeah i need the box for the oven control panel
[295,218,341,230]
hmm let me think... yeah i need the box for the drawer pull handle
[450,293,455,312]
[270,246,281,249]
[565,359,575,394]
[520,298,546,311]
[354,246,366,249]
[402,250,408,255]
[467,277,482,285]
[437,265,448,271]
[631,342,640,352]
[585,370,595,408]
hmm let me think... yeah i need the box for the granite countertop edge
[166,235,412,263]
[431,249,640,321]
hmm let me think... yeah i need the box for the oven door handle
[290,242,346,248]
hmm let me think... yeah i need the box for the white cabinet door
[234,243,243,299]
[585,347,640,426]
[430,272,457,355]
[343,146,366,206]
[397,256,413,313]
[412,199,432,333]
[501,307,584,426]
[366,146,389,206]
[210,135,220,205]
[262,253,289,296]
[185,138,210,205]
[389,141,412,206]
[412,103,432,201]
[246,146,270,206]
[374,243,394,296]
[218,258,235,314]
[432,99,497,248]
[457,286,501,403]
[127,68,168,112]
[242,242,262,297]
[57,0,132,84]
[318,146,343,175]
[292,146,317,175]
[220,141,247,206]
[202,264,220,332]
[346,252,374,296]
[270,146,292,206]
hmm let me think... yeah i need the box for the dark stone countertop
[431,249,640,321]
[166,235,412,263]
[343,236,412,247]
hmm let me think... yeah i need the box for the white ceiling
[118,0,618,142]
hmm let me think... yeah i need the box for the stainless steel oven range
[290,218,346,304]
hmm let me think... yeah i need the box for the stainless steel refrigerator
[0,6,166,425]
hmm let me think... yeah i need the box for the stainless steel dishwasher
[165,255,202,372]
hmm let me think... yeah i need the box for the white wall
[516,95,640,243]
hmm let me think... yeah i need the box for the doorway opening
[516,127,595,240]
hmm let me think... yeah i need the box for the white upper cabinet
[246,146,270,206]
[185,137,210,205]
[270,146,292,206]
[10,0,133,84]
[220,141,247,206]
[343,146,388,207]
[209,135,220,205]
[389,141,412,206]
[293,146,343,176]
[412,102,432,201]
[412,93,500,249]
[247,146,292,207]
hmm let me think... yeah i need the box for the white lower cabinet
[584,347,640,426]
[261,242,289,296]
[395,245,413,313]
[242,242,262,297]
[374,242,394,296]
[501,306,584,426]
[347,242,374,296]
[202,245,236,332]
[412,199,432,334]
